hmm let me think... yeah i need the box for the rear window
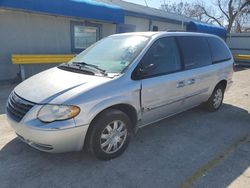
[177,36,211,70]
[207,37,231,63]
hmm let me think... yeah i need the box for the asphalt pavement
[0,69,249,188]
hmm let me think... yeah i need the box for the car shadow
[235,64,250,72]
[0,103,250,188]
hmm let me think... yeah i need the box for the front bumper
[6,115,89,153]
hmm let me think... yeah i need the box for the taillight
[233,63,236,72]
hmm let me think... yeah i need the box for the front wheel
[86,109,132,160]
[204,85,225,112]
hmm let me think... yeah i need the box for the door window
[207,37,231,63]
[177,36,212,70]
[140,37,181,77]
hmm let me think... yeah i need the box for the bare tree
[233,2,250,32]
[205,0,249,32]
[160,2,206,22]
[161,0,250,33]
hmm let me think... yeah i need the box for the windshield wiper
[72,62,107,75]
[58,64,95,75]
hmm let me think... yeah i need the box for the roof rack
[167,29,185,32]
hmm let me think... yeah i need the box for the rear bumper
[226,79,233,91]
[6,115,89,153]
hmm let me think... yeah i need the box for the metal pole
[20,65,25,81]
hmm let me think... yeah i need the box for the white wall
[124,16,183,32]
[125,16,149,31]
[151,20,182,31]
[226,33,250,55]
[0,9,117,81]
[226,33,250,64]
[102,23,117,37]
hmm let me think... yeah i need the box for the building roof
[0,0,124,23]
[0,0,200,25]
[187,21,227,38]
[96,0,198,24]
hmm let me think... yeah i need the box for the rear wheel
[86,109,132,160]
[204,84,225,112]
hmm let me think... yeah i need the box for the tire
[86,109,132,160]
[204,84,225,112]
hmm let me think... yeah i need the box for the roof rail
[167,29,185,32]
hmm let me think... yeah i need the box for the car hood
[14,67,112,103]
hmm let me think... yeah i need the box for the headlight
[37,104,80,123]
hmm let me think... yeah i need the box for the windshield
[67,35,150,74]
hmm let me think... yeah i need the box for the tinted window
[177,36,211,70]
[207,37,231,63]
[140,37,181,77]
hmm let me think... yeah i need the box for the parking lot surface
[0,69,250,188]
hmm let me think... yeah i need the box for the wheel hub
[100,120,127,154]
[213,88,223,108]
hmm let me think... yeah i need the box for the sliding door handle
[177,81,185,88]
[187,78,196,85]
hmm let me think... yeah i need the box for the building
[0,0,198,82]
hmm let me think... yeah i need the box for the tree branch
[199,6,223,27]
[232,0,249,18]
[228,0,233,18]
[217,0,230,20]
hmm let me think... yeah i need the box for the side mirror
[132,63,156,80]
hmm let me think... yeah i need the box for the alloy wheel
[100,120,128,154]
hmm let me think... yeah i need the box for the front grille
[6,92,35,122]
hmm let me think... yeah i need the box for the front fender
[74,91,141,127]
[88,95,140,124]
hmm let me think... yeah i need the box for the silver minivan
[6,32,233,160]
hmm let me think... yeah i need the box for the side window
[140,37,181,77]
[207,37,231,63]
[152,26,159,31]
[177,36,211,70]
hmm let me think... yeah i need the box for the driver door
[136,37,189,126]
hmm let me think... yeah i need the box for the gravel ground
[0,69,250,188]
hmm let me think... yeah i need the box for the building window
[71,21,101,53]
[152,26,158,31]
